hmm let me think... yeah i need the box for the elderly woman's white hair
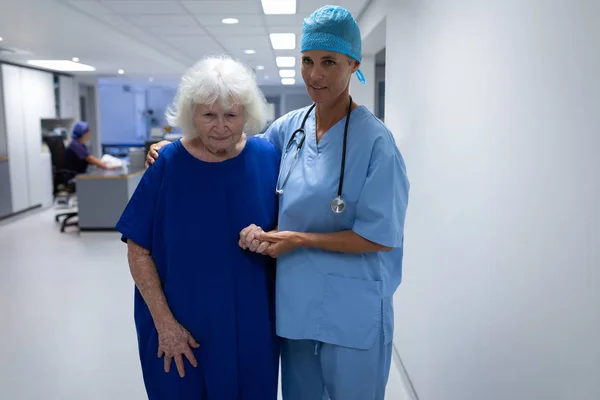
[167,55,268,135]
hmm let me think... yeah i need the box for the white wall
[0,69,7,157]
[260,85,312,117]
[350,55,376,113]
[386,1,600,399]
[146,86,177,128]
[99,84,145,145]
[375,63,385,120]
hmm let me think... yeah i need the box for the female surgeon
[147,6,409,400]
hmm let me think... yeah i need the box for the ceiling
[0,0,371,87]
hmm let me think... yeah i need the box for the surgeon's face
[301,50,360,105]
[193,102,246,155]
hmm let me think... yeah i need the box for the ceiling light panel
[27,60,96,72]
[276,56,296,67]
[181,1,260,14]
[102,1,187,14]
[279,69,296,78]
[269,33,296,50]
[261,0,296,14]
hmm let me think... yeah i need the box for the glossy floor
[0,208,410,400]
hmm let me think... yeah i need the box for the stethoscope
[275,96,353,214]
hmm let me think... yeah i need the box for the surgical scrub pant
[280,333,393,400]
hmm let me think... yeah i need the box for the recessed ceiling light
[26,60,96,72]
[149,77,154,82]
[0,37,4,42]
[72,57,80,62]
[276,56,295,68]
[256,65,265,70]
[279,69,295,78]
[269,33,296,50]
[118,69,125,75]
[244,49,256,55]
[281,78,295,85]
[222,18,239,24]
[261,0,296,14]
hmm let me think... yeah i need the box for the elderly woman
[115,56,279,399]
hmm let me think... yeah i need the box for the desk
[0,158,11,218]
[76,167,145,231]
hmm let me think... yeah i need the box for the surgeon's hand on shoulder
[146,140,171,166]
[259,230,303,258]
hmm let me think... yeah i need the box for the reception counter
[76,167,146,231]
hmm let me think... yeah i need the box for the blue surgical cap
[72,121,90,139]
[301,5,366,84]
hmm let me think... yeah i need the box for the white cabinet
[1,64,57,213]
[1,64,29,212]
[59,75,77,119]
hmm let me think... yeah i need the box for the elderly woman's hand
[239,226,303,257]
[239,224,270,254]
[156,319,199,378]
[146,140,172,166]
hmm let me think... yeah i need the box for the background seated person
[65,121,118,173]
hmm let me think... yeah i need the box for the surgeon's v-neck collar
[308,105,365,155]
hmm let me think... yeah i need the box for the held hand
[146,140,171,166]
[258,230,302,258]
[156,319,199,378]
[239,224,270,253]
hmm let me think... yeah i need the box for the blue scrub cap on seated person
[301,5,366,84]
[72,121,90,139]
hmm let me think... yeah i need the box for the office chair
[43,135,79,232]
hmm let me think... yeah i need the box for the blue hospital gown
[116,137,280,400]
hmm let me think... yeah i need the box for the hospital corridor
[0,0,598,399]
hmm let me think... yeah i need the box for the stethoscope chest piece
[330,196,346,214]
[276,97,353,216]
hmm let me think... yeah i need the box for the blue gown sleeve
[352,138,410,248]
[115,155,166,250]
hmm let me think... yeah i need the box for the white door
[21,68,56,208]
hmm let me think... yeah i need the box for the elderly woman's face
[301,50,359,104]
[193,102,246,154]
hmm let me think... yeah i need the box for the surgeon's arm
[252,228,391,258]
[297,230,392,253]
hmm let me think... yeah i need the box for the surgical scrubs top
[115,137,280,399]
[263,106,409,350]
